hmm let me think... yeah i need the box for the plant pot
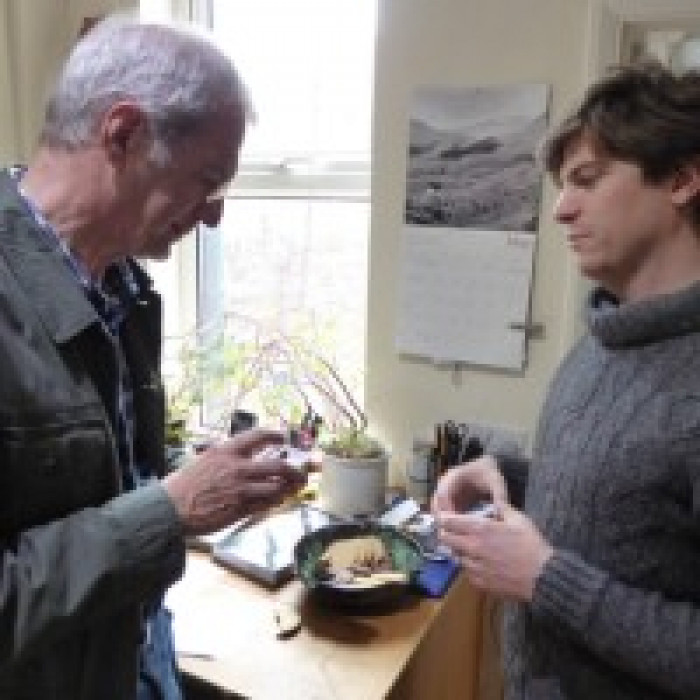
[320,452,389,518]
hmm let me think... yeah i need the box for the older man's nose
[197,198,224,227]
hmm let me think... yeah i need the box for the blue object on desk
[414,556,460,598]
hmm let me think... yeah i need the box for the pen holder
[405,440,433,505]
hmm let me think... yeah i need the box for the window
[623,25,700,70]
[147,0,376,430]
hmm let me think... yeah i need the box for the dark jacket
[0,171,186,699]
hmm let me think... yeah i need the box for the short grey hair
[41,15,253,165]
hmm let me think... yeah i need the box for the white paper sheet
[395,226,536,370]
[164,556,239,659]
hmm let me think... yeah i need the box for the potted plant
[163,313,376,433]
[163,312,390,513]
[319,426,389,519]
[316,389,389,518]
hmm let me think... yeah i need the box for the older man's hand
[163,428,307,536]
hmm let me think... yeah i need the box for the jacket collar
[0,170,154,344]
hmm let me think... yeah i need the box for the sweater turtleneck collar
[587,281,700,348]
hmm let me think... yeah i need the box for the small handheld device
[256,444,313,472]
[463,501,497,518]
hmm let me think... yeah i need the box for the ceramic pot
[320,452,389,518]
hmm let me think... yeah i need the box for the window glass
[155,0,376,431]
[210,0,375,163]
[198,199,369,428]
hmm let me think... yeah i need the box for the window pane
[210,0,376,161]
[198,199,369,426]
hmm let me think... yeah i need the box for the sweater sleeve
[494,452,530,509]
[531,549,700,698]
[528,394,700,699]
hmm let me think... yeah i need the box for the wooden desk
[173,551,501,700]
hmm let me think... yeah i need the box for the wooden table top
[172,551,471,700]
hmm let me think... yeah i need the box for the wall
[0,5,19,164]
[367,0,591,482]
[0,0,135,161]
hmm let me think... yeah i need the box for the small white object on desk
[272,603,302,640]
[165,556,237,660]
[378,498,422,527]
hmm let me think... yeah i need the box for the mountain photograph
[404,84,549,232]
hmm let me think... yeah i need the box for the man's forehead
[557,132,608,177]
[182,115,244,176]
[562,131,601,161]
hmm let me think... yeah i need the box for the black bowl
[294,521,424,610]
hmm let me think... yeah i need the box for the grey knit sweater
[500,283,700,700]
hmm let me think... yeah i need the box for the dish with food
[294,521,424,609]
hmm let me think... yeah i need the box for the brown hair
[542,62,700,223]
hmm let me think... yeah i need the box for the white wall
[367,0,592,482]
[0,5,20,164]
[0,0,135,160]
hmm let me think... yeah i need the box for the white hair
[41,15,253,165]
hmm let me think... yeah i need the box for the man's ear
[670,160,700,208]
[100,101,151,160]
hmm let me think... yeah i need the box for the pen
[178,652,215,661]
[435,423,446,476]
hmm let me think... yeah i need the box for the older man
[433,62,700,699]
[0,16,305,700]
